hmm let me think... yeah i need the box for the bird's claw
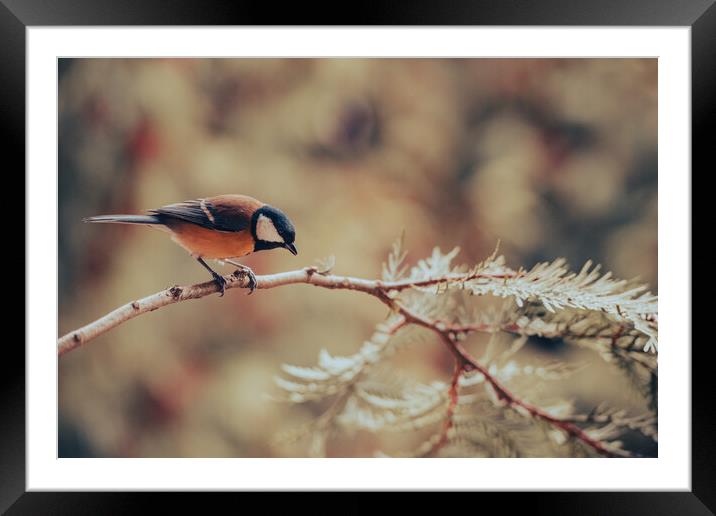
[244,269,258,295]
[247,271,257,295]
[232,267,257,294]
[212,272,227,297]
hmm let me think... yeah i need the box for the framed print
[4,0,711,511]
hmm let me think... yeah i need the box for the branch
[385,301,631,457]
[57,265,517,356]
[59,257,648,457]
[423,361,462,457]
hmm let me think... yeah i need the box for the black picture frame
[4,0,710,512]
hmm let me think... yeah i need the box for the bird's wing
[151,196,258,232]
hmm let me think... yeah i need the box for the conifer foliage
[275,238,658,457]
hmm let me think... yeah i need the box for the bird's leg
[196,257,227,297]
[224,259,258,294]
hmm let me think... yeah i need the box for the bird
[83,194,298,296]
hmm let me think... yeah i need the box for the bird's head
[251,205,297,255]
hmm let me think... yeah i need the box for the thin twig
[424,361,462,457]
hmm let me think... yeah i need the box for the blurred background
[58,58,657,458]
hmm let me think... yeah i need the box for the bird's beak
[285,243,298,255]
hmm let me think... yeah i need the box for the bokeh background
[58,58,657,458]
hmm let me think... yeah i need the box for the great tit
[84,194,298,295]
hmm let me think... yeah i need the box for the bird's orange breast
[168,222,255,259]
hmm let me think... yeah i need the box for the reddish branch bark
[426,362,463,457]
[386,301,630,458]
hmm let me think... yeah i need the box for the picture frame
[5,0,709,511]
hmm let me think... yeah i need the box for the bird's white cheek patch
[256,214,283,243]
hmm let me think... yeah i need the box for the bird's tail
[83,214,162,225]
